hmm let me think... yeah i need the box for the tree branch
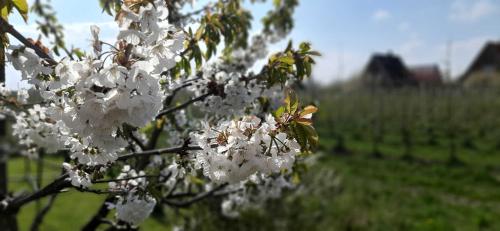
[117,145,202,161]
[0,17,57,65]
[1,174,70,214]
[163,183,227,208]
[146,82,194,150]
[73,187,122,195]
[91,175,160,184]
[129,133,146,151]
[165,83,193,106]
[30,152,70,231]
[29,193,58,231]
[156,92,211,119]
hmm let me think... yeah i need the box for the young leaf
[12,0,28,22]
[0,1,13,21]
[274,106,286,118]
[304,124,319,150]
[295,118,313,126]
[300,105,318,118]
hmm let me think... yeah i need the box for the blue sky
[5,0,500,88]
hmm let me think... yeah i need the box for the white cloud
[450,0,497,23]
[372,9,391,22]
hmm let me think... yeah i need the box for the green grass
[311,132,500,231]
[7,88,500,230]
[7,158,168,231]
[8,135,500,230]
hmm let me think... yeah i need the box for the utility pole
[337,44,344,80]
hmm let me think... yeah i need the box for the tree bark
[0,31,19,231]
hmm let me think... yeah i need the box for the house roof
[409,65,443,85]
[462,41,500,80]
[362,53,416,87]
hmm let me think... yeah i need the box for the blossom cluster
[12,104,67,155]
[107,165,156,226]
[63,162,93,188]
[193,114,300,184]
[221,173,294,217]
[3,0,317,226]
[8,0,183,166]
[0,83,15,119]
[188,68,263,117]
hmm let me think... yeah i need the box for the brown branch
[163,183,227,207]
[73,187,122,195]
[156,92,211,119]
[129,133,146,150]
[30,152,70,231]
[29,193,58,231]
[165,83,193,106]
[0,17,57,65]
[1,174,70,214]
[91,175,160,184]
[117,145,202,161]
[146,82,193,150]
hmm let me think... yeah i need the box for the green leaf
[194,45,202,69]
[305,60,312,77]
[273,0,282,8]
[1,1,13,21]
[299,42,311,52]
[304,124,319,150]
[292,122,308,149]
[72,48,86,60]
[195,24,204,41]
[307,51,321,56]
[12,0,28,22]
[300,105,318,117]
[285,89,299,113]
[278,56,295,65]
[189,175,205,185]
[182,58,191,76]
[275,106,286,118]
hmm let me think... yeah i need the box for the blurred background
[5,0,500,230]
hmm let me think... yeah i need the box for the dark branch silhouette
[0,17,57,65]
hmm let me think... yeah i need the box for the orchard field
[8,86,500,230]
